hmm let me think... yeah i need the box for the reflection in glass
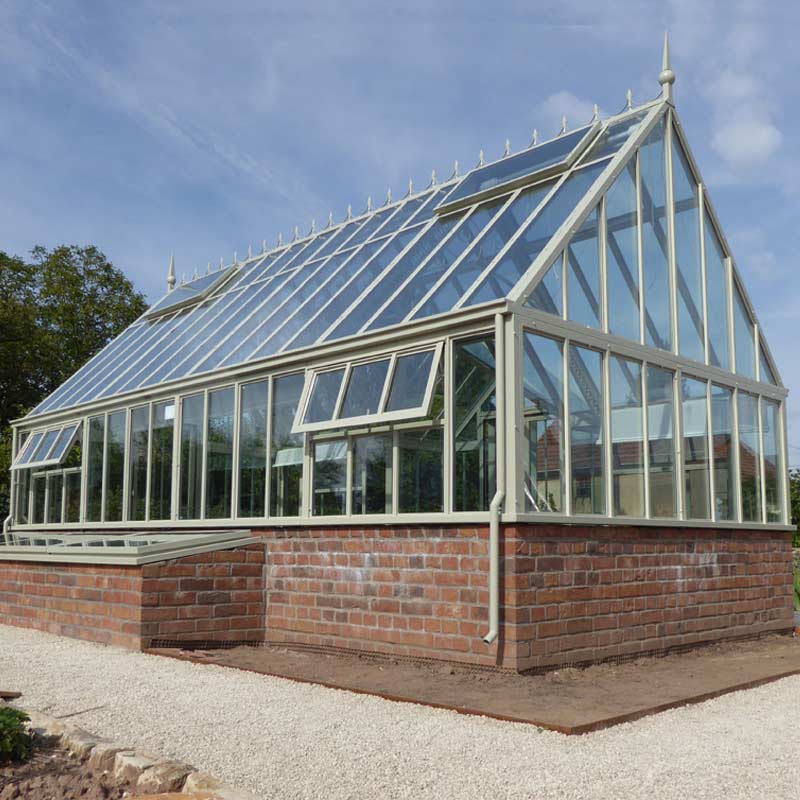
[86,415,105,522]
[647,367,676,517]
[180,394,204,519]
[14,469,29,524]
[340,360,390,418]
[762,399,783,522]
[567,207,601,329]
[65,471,81,523]
[399,427,444,513]
[313,440,346,515]
[238,381,268,518]
[270,373,304,517]
[610,356,644,516]
[305,369,345,423]
[32,475,46,524]
[733,284,756,379]
[46,473,63,524]
[569,346,604,514]
[352,435,392,514]
[454,336,496,511]
[711,385,736,521]
[105,411,126,522]
[522,333,563,512]
[527,254,563,316]
[206,387,235,519]
[129,406,149,522]
[386,350,434,412]
[738,392,761,522]
[704,213,730,369]
[150,401,174,521]
[682,378,710,519]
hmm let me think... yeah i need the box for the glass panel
[738,392,761,522]
[238,381,268,518]
[466,160,609,306]
[569,346,604,514]
[415,182,554,317]
[385,351,434,412]
[584,112,646,162]
[313,440,346,516]
[566,206,601,328]
[15,469,30,524]
[179,394,204,520]
[340,359,390,419]
[610,356,644,517]
[454,336,496,511]
[46,473,63,524]
[64,471,81,523]
[762,399,783,522]
[441,127,590,208]
[50,424,79,464]
[16,431,43,466]
[606,161,640,342]
[733,283,756,378]
[522,333,564,512]
[352,435,392,514]
[31,429,59,463]
[526,253,563,316]
[704,213,730,369]
[640,116,672,351]
[682,378,710,519]
[270,374,304,517]
[104,411,126,522]
[760,346,777,385]
[647,366,676,517]
[398,427,444,513]
[711,385,736,521]
[128,406,149,522]
[206,387,235,519]
[672,134,705,362]
[304,368,345,423]
[32,475,46,524]
[86,415,105,522]
[149,401,174,521]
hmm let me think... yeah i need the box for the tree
[789,468,800,548]
[0,245,147,516]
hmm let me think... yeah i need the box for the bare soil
[154,633,800,733]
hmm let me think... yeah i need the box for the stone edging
[13,704,257,800]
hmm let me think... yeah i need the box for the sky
[2,0,800,457]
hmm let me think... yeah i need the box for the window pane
[86,415,105,522]
[738,392,761,522]
[238,381,268,518]
[65,471,81,523]
[104,411,126,522]
[352,435,392,514]
[398,427,443,513]
[526,253,563,316]
[14,469,29,523]
[32,475,46,524]
[305,368,345,423]
[50,424,79,464]
[704,213,730,369]
[711,385,736,521]
[640,117,672,351]
[270,373,304,517]
[733,284,756,378]
[522,333,564,512]
[569,346,604,514]
[682,378,710,519]
[340,359,390,418]
[610,356,644,516]
[567,207,601,329]
[672,135,705,362]
[17,432,43,466]
[763,399,783,522]
[385,350,434,412]
[32,429,59,463]
[128,406,149,521]
[647,366,676,517]
[606,162,640,342]
[760,346,777,385]
[206,387,234,519]
[150,401,174,521]
[179,394,204,519]
[313,440,346,515]
[453,337,496,511]
[46,473,63,524]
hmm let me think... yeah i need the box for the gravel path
[1,625,798,800]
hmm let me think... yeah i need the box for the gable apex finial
[659,31,676,101]
[166,254,176,292]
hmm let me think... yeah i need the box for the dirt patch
[151,633,800,733]
[0,736,135,800]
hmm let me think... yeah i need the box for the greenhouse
[2,42,794,669]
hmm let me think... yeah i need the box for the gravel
[1,624,798,800]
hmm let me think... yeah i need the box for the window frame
[10,423,82,471]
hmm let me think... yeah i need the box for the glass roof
[29,109,655,418]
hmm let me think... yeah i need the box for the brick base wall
[0,543,265,649]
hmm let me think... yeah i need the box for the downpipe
[483,312,506,645]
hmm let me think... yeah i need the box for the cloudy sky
[2,0,799,456]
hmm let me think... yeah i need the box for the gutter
[483,312,506,645]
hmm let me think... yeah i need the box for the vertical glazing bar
[731,388,742,523]
[9,428,17,525]
[80,417,89,524]
[345,438,353,517]
[391,429,400,515]
[599,196,609,333]
[43,476,50,526]
[780,400,790,524]
[665,111,680,356]
[122,409,130,523]
[602,350,613,517]
[444,337,454,514]
[61,470,67,524]
[171,395,181,522]
[264,376,273,520]
[706,381,716,522]
[754,323,761,383]
[200,390,209,521]
[757,397,767,524]
[231,382,242,518]
[642,360,651,518]
[674,368,685,519]
[302,434,313,519]
[635,149,646,345]
[726,257,737,375]
[505,315,522,515]
[561,250,569,322]
[698,185,710,365]
[563,338,572,517]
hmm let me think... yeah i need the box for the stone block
[137,759,194,793]
[114,750,159,782]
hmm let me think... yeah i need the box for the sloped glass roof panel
[335,207,398,253]
[146,266,235,317]
[437,127,595,213]
[311,219,365,262]
[583,111,647,162]
[463,159,609,308]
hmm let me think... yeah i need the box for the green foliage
[794,570,800,612]
[0,707,32,763]
[0,245,147,516]
[789,468,800,548]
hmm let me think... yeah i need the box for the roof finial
[293,225,300,241]
[407,178,413,196]
[366,196,373,213]
[504,139,511,157]
[192,267,199,280]
[592,104,599,122]
[248,244,253,259]
[219,257,225,270]
[310,219,316,235]
[430,169,437,186]
[262,239,267,253]
[327,211,334,228]
[346,204,352,220]
[180,272,186,286]
[386,188,392,204]
[478,148,485,166]
[531,128,539,146]
[560,116,567,135]
[206,261,212,275]
[452,159,459,178]
[659,31,676,102]
[166,254,176,292]
[626,89,633,110]
[233,251,237,265]
[278,232,284,246]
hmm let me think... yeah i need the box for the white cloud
[538,91,601,136]
[711,117,782,167]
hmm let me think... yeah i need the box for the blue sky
[3,0,800,457]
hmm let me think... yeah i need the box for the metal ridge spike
[386,188,392,205]
[626,88,633,110]
[452,159,459,178]
[310,219,316,235]
[366,196,373,213]
[346,204,352,220]
[262,239,267,253]
[478,148,485,166]
[430,169,437,187]
[219,257,225,270]
[531,128,539,146]
[206,261,211,275]
[278,232,284,246]
[560,116,567,135]
[503,139,511,157]
[192,267,199,280]
[327,211,334,228]
[407,178,413,196]
[592,104,599,122]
